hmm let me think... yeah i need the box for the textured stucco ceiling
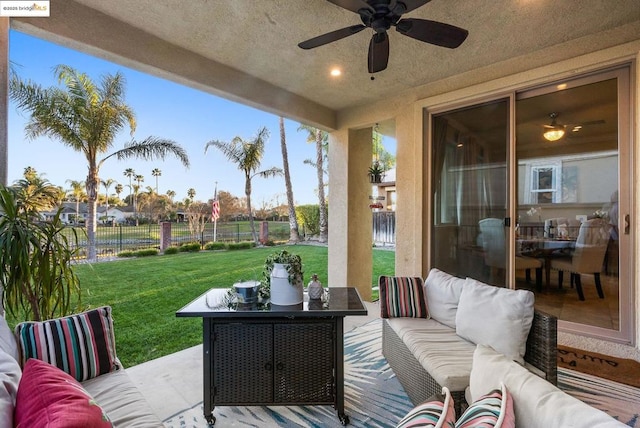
[12,0,640,130]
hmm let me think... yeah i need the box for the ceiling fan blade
[368,32,389,73]
[298,24,367,49]
[396,18,468,48]
[394,0,432,14]
[327,0,375,14]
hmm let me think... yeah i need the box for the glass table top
[176,287,368,318]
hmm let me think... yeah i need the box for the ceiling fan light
[543,128,565,141]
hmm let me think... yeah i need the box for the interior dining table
[517,237,576,288]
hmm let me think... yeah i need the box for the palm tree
[10,65,190,261]
[101,178,115,225]
[205,126,283,244]
[123,168,135,206]
[279,117,300,243]
[152,168,162,192]
[114,183,124,205]
[11,168,61,215]
[166,189,176,203]
[66,179,85,225]
[298,124,328,242]
[134,174,145,226]
[187,188,196,201]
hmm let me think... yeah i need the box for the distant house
[41,202,135,225]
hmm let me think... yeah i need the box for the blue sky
[8,30,395,207]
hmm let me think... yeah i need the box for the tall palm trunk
[316,129,328,242]
[280,117,300,243]
[85,166,99,261]
[245,176,259,244]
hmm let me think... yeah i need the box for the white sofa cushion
[82,368,164,427]
[470,345,627,428]
[455,278,534,364]
[424,269,465,329]
[387,318,476,391]
[0,348,20,428]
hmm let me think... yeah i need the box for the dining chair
[549,218,612,300]
[478,218,543,288]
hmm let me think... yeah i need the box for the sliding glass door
[431,99,510,287]
[429,65,633,342]
[515,67,631,341]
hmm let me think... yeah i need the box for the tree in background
[187,188,196,201]
[185,201,209,243]
[66,179,86,225]
[298,125,328,242]
[279,117,300,243]
[373,129,396,172]
[123,168,135,205]
[101,178,115,225]
[114,183,124,206]
[152,168,162,192]
[10,65,190,260]
[11,167,64,214]
[205,126,283,244]
[215,190,243,221]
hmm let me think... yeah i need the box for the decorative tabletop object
[307,274,324,300]
[259,249,304,305]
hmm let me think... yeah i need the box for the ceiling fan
[542,112,606,141]
[298,0,469,74]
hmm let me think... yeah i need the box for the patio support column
[0,18,8,186]
[328,127,373,302]
[394,104,424,276]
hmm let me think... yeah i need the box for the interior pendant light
[543,112,566,142]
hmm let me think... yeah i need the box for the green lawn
[72,245,394,367]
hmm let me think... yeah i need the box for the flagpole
[213,182,218,242]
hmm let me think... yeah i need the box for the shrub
[296,205,320,236]
[135,249,158,257]
[163,246,179,255]
[227,242,254,250]
[118,250,136,258]
[179,242,201,252]
[204,242,226,251]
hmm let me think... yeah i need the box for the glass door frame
[425,64,634,344]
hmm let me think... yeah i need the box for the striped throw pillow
[455,383,514,428]
[15,306,120,382]
[380,276,428,318]
[396,387,456,428]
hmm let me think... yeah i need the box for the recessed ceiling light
[330,68,342,77]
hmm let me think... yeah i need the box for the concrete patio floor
[125,300,381,421]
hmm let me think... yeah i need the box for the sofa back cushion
[470,345,627,428]
[15,306,120,382]
[456,278,534,364]
[424,269,465,329]
[380,276,428,319]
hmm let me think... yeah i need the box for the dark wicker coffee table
[176,287,368,426]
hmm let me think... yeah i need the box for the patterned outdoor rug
[164,319,640,427]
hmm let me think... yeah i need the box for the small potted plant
[368,160,386,183]
[259,249,304,305]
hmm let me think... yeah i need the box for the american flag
[211,199,220,221]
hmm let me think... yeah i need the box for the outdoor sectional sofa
[0,306,163,427]
[382,269,627,427]
[380,269,557,414]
